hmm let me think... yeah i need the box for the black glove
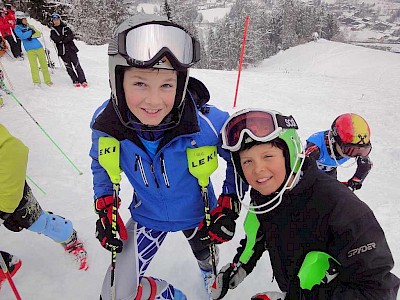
[346,177,362,191]
[198,194,241,245]
[0,210,23,232]
[210,262,247,299]
[95,195,128,253]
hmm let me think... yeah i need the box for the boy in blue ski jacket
[90,14,244,300]
[305,113,372,191]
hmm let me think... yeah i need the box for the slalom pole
[187,145,219,276]
[7,89,83,175]
[98,137,122,300]
[26,175,46,195]
[233,16,250,108]
[0,253,22,300]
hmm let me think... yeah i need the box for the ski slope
[1,20,400,299]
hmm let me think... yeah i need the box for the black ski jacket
[235,158,399,299]
[50,22,78,56]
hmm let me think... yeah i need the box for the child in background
[305,113,372,191]
[211,108,399,299]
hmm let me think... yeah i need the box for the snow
[1,19,400,299]
[137,3,161,14]
[198,7,231,23]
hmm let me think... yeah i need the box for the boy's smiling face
[123,67,177,126]
[240,143,287,196]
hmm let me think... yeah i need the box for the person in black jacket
[49,13,87,87]
[210,108,399,300]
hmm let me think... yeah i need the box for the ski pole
[26,175,46,195]
[187,145,219,276]
[0,252,22,300]
[6,88,83,175]
[98,137,122,300]
[51,39,65,70]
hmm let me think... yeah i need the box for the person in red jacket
[3,4,22,58]
[0,6,22,60]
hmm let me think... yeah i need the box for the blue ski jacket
[90,93,239,232]
[14,24,42,51]
[306,131,349,171]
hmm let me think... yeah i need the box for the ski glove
[198,193,241,245]
[94,195,128,253]
[346,176,362,191]
[210,262,247,299]
[251,292,286,300]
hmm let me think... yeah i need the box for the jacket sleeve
[328,202,400,299]
[62,26,75,43]
[233,228,267,275]
[30,25,41,38]
[14,26,26,39]
[0,125,28,213]
[50,28,62,44]
[352,155,372,183]
[305,141,321,161]
[89,106,114,200]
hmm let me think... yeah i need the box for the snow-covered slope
[1,20,399,299]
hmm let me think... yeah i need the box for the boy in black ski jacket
[210,108,399,300]
[49,13,87,87]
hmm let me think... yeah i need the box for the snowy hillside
[0,20,399,299]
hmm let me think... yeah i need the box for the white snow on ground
[1,19,399,299]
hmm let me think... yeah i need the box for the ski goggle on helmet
[331,113,371,157]
[221,108,304,175]
[108,17,200,71]
[221,109,305,213]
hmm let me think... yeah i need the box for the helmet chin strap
[236,140,306,214]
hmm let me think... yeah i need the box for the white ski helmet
[107,13,200,131]
[15,11,27,19]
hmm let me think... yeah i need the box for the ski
[44,48,56,73]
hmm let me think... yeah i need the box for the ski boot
[61,230,88,271]
[174,288,187,300]
[0,252,22,288]
[201,269,215,298]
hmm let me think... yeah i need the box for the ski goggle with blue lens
[112,21,200,71]
[222,109,299,152]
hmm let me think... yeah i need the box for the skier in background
[14,11,53,87]
[305,113,373,191]
[0,123,88,271]
[50,13,87,88]
[0,7,22,60]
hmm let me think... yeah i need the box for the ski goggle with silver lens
[222,109,299,152]
[340,143,371,157]
[115,21,200,71]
